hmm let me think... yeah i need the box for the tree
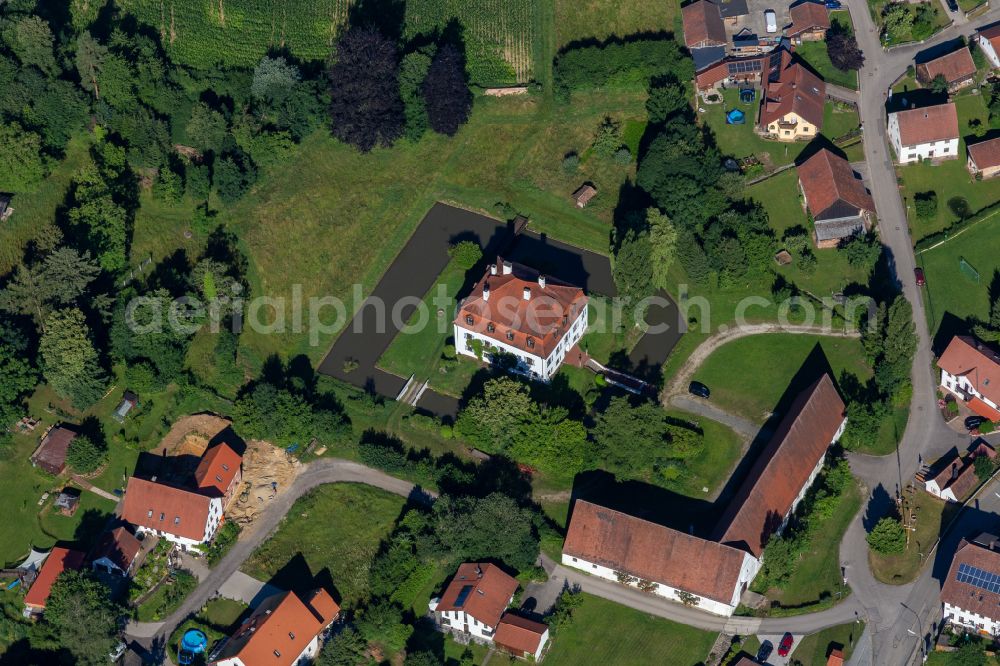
[880,297,916,395]
[5,16,58,75]
[356,598,412,652]
[39,308,106,409]
[214,153,257,203]
[406,653,445,666]
[647,208,677,290]
[185,103,229,154]
[860,300,886,365]
[827,29,864,72]
[455,377,537,452]
[0,122,45,192]
[66,435,107,473]
[251,57,301,104]
[75,32,108,99]
[447,240,482,270]
[591,116,623,158]
[646,75,689,124]
[929,73,949,95]
[44,571,123,666]
[328,28,405,152]
[422,44,472,137]
[318,625,367,666]
[432,492,539,570]
[867,516,906,554]
[842,233,881,270]
[613,230,655,317]
[883,4,913,42]
[400,49,434,141]
[975,453,997,481]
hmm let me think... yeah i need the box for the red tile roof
[788,2,830,37]
[121,477,214,542]
[91,527,142,573]
[760,62,826,129]
[682,0,727,48]
[917,48,976,86]
[970,397,1000,422]
[211,589,338,666]
[828,648,845,666]
[941,538,1000,620]
[494,613,548,657]
[24,547,85,610]
[939,336,1000,407]
[436,563,518,628]
[563,500,748,605]
[979,24,1000,52]
[194,442,242,497]
[797,149,874,220]
[31,427,76,475]
[714,375,845,557]
[696,59,731,88]
[968,137,1000,170]
[455,258,588,359]
[893,103,958,147]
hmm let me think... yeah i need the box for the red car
[915,267,926,286]
[778,632,794,657]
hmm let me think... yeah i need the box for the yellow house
[758,62,826,142]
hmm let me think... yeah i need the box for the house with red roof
[211,589,339,666]
[941,533,1000,636]
[194,442,243,508]
[430,563,519,644]
[976,24,1000,68]
[797,149,875,248]
[758,59,826,141]
[30,426,77,476]
[682,0,727,49]
[925,442,996,503]
[454,258,588,382]
[121,476,224,549]
[787,1,830,42]
[888,103,959,164]
[968,136,1000,179]
[916,47,977,92]
[91,526,143,577]
[939,336,1000,422]
[494,613,550,661]
[23,547,85,615]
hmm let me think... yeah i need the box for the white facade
[887,112,959,164]
[454,306,588,382]
[944,601,1000,636]
[560,551,762,616]
[134,497,223,549]
[527,629,549,661]
[978,34,1000,68]
[434,604,511,643]
[212,636,320,666]
[941,368,1000,413]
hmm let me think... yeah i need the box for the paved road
[125,459,435,656]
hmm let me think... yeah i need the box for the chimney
[483,283,490,302]
[523,287,531,301]
[502,260,512,275]
[538,275,546,289]
[952,463,959,480]
[490,263,497,276]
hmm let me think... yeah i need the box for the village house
[30,425,76,476]
[938,336,1000,423]
[430,563,518,643]
[941,533,1000,636]
[23,547,85,616]
[210,588,339,666]
[787,1,830,43]
[924,443,997,503]
[758,58,826,141]
[916,47,977,92]
[571,183,597,208]
[121,476,224,548]
[91,526,143,577]
[494,613,550,661]
[194,441,243,509]
[968,136,1000,179]
[696,43,788,92]
[888,103,959,164]
[976,24,1000,68]
[682,0,728,49]
[797,148,875,247]
[453,257,588,382]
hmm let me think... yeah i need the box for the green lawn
[579,296,644,364]
[870,490,957,584]
[555,0,677,46]
[665,412,744,499]
[702,90,859,169]
[241,484,405,605]
[543,593,718,666]
[900,94,1000,241]
[794,621,866,665]
[749,169,874,296]
[795,12,858,90]
[872,1,949,45]
[918,215,1000,337]
[691,334,872,423]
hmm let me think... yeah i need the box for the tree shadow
[348,0,406,42]
[863,483,896,532]
[263,552,342,605]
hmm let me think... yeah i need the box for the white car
[765,9,777,33]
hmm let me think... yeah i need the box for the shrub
[980,421,996,434]
[442,344,456,360]
[948,196,971,219]
[614,147,633,164]
[562,152,580,173]
[66,435,108,473]
[914,191,938,219]
[447,240,483,270]
[867,516,906,554]
[205,522,241,565]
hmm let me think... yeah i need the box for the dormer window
[222,463,229,471]
[487,323,495,333]
[526,338,535,349]
[174,517,180,525]
[216,474,223,482]
[159,512,165,521]
[147,510,153,518]
[466,315,474,325]
[506,331,514,341]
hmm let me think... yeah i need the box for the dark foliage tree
[432,492,539,570]
[827,29,865,72]
[645,74,689,124]
[44,571,123,666]
[317,625,367,666]
[328,28,405,152]
[422,44,472,136]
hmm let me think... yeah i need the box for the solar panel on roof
[454,584,474,609]
[956,563,1000,595]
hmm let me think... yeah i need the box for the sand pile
[226,440,300,527]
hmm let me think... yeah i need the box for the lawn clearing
[691,334,872,424]
[554,0,677,47]
[900,94,1000,241]
[543,593,718,666]
[793,620,866,665]
[666,412,744,499]
[241,483,405,605]
[796,41,858,90]
[869,489,957,585]
[918,215,1000,338]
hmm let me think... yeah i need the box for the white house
[120,477,224,549]
[210,589,339,666]
[925,444,996,503]
[942,534,1000,636]
[977,25,1000,68]
[938,336,1000,422]
[887,103,959,164]
[454,257,588,382]
[430,563,518,643]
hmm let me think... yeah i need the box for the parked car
[765,9,778,32]
[778,632,795,657]
[825,0,842,8]
[966,416,986,431]
[915,267,926,286]
[757,640,774,663]
[689,381,711,399]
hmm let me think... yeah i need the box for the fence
[119,254,153,288]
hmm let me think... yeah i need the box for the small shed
[30,426,77,476]
[0,194,12,221]
[53,488,81,516]
[113,391,139,423]
[572,184,597,208]
[774,250,793,265]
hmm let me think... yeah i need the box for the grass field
[870,490,957,585]
[795,12,859,90]
[543,593,718,666]
[554,0,677,46]
[241,484,405,605]
[900,94,1000,241]
[794,621,866,665]
[918,215,1000,338]
[691,334,872,423]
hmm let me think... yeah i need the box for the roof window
[506,331,514,341]
[487,323,495,333]
[174,517,180,525]
[288,631,295,639]
[159,512,165,521]
[215,474,223,482]
[147,510,153,518]
[221,463,230,471]
[526,338,535,349]
[466,315,474,325]
[274,650,281,657]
